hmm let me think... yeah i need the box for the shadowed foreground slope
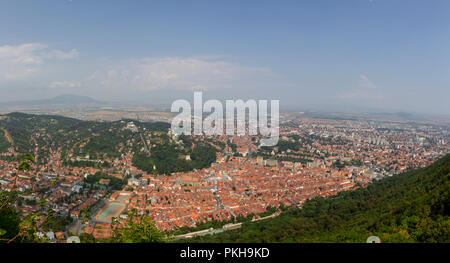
[186,154,450,243]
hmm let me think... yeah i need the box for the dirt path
[1,127,14,145]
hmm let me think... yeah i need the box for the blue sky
[1,0,449,115]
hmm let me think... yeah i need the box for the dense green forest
[132,142,217,175]
[186,154,450,243]
[62,160,112,168]
[84,172,128,191]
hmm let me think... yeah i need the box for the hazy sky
[1,0,449,115]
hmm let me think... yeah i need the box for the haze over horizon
[1,0,449,115]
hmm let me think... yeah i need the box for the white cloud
[359,74,376,89]
[49,80,81,89]
[86,57,272,92]
[0,43,46,62]
[1,46,274,100]
[43,49,79,60]
[0,43,45,80]
[337,75,383,100]
[0,43,79,81]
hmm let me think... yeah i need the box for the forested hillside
[188,154,450,243]
[0,112,168,162]
[0,112,217,175]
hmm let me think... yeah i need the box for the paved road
[172,212,279,240]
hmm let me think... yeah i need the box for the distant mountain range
[0,94,103,107]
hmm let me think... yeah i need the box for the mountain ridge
[0,94,103,107]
